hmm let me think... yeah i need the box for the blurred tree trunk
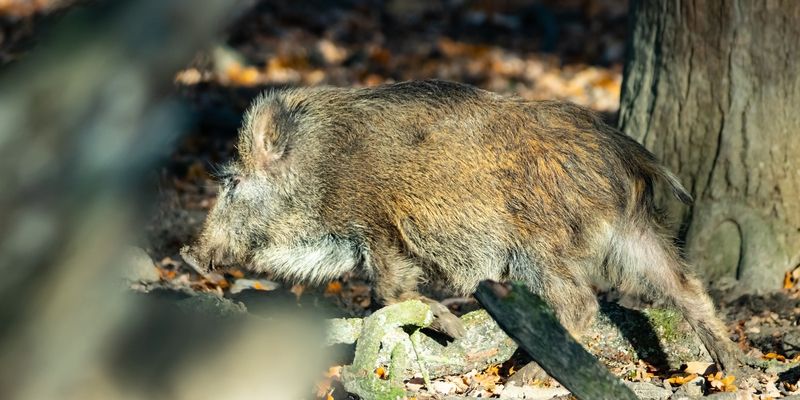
[0,2,253,398]
[618,0,800,292]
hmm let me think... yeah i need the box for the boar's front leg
[368,245,466,338]
[397,293,467,339]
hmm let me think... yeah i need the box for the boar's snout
[180,234,247,275]
[180,244,214,275]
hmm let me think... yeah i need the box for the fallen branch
[474,280,638,400]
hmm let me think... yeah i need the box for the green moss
[644,309,683,341]
[388,344,409,385]
[343,301,432,399]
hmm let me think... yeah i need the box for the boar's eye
[224,175,241,190]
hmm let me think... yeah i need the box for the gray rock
[670,376,705,399]
[499,385,571,399]
[783,329,800,358]
[625,381,672,400]
[704,392,747,399]
[330,308,517,378]
[342,301,434,399]
[121,246,160,283]
[586,303,711,370]
[328,303,711,382]
[174,291,247,317]
[325,317,363,347]
[442,397,482,400]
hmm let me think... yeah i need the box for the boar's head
[182,92,358,284]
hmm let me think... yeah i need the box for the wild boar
[183,80,741,371]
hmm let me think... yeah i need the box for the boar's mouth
[180,243,252,276]
[180,230,264,276]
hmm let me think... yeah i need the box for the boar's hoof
[425,303,466,339]
[180,245,211,276]
[507,361,550,386]
[428,311,466,339]
[719,347,754,376]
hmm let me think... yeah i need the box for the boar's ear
[238,95,294,171]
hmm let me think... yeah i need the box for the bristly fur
[186,79,741,371]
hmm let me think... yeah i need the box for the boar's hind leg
[508,262,599,385]
[611,226,743,371]
[509,253,600,336]
[368,247,466,338]
[536,272,599,337]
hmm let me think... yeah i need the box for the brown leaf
[763,352,787,362]
[684,361,715,375]
[324,366,342,379]
[325,281,343,295]
[666,373,698,385]
[226,64,261,86]
[707,372,736,393]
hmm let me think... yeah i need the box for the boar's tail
[654,165,693,205]
[627,145,693,205]
[615,130,693,206]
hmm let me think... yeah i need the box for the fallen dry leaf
[325,366,342,379]
[226,63,261,86]
[229,278,280,294]
[158,268,177,280]
[471,364,502,391]
[228,269,245,279]
[763,352,787,362]
[315,378,332,398]
[631,360,656,382]
[667,373,698,385]
[325,281,343,295]
[707,372,737,392]
[684,361,715,375]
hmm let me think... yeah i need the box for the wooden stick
[474,280,638,400]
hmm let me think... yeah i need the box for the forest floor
[6,1,800,399]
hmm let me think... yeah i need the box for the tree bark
[618,0,800,292]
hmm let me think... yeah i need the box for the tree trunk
[618,0,800,292]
